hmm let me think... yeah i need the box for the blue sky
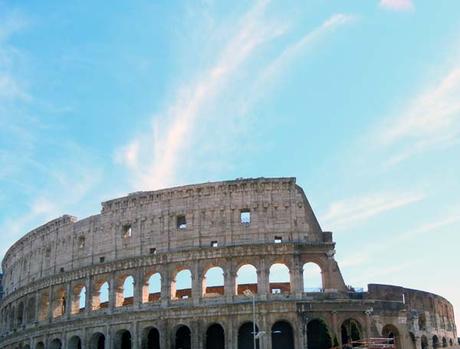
[1,0,460,321]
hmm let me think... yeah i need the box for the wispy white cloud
[378,67,460,165]
[379,0,414,12]
[321,191,424,230]
[115,3,355,190]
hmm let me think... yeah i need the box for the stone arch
[144,272,161,303]
[174,325,191,349]
[236,264,258,295]
[238,321,260,349]
[206,323,225,349]
[409,332,416,349]
[115,274,135,307]
[26,297,35,323]
[23,344,31,349]
[442,338,447,348]
[269,263,291,294]
[433,335,440,349]
[8,305,15,330]
[307,319,332,349]
[382,324,401,349]
[203,266,225,297]
[449,339,453,346]
[92,279,110,311]
[71,284,86,315]
[272,320,294,349]
[418,312,427,331]
[302,262,323,292]
[49,338,62,349]
[341,318,362,346]
[421,335,429,349]
[16,302,24,327]
[142,327,160,349]
[68,336,82,349]
[114,329,132,349]
[89,333,106,349]
[172,269,192,300]
[51,286,66,318]
[35,342,45,349]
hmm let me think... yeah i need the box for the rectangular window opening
[177,215,187,229]
[240,210,251,224]
[272,288,281,294]
[274,236,282,243]
[99,256,105,263]
[122,224,132,239]
[211,241,218,247]
[78,237,85,249]
[149,247,157,255]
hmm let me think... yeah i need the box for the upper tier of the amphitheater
[1,177,331,296]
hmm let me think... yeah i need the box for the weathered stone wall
[0,178,456,349]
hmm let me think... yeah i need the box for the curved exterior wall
[0,177,456,349]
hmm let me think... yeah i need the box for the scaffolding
[331,337,396,349]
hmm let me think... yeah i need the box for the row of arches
[418,334,454,349]
[2,262,325,332]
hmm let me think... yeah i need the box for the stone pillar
[161,269,171,308]
[34,291,40,323]
[47,286,53,323]
[192,263,202,306]
[65,282,72,319]
[261,311,270,349]
[257,267,270,300]
[134,269,143,309]
[132,323,139,349]
[85,276,92,314]
[108,274,116,314]
[224,270,236,302]
[331,311,338,345]
[290,264,304,298]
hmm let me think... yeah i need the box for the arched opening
[26,297,36,323]
[9,306,15,330]
[272,320,294,349]
[175,325,191,349]
[341,319,361,346]
[35,342,45,349]
[172,270,192,299]
[115,330,132,349]
[382,325,400,349]
[409,332,416,349]
[238,322,260,349]
[68,336,82,349]
[449,339,453,346]
[206,323,225,349]
[303,263,323,292]
[49,339,62,349]
[236,264,258,295]
[52,287,66,318]
[93,281,109,310]
[269,264,291,294]
[116,275,135,307]
[24,344,31,349]
[89,333,106,349]
[145,273,161,303]
[142,327,160,349]
[433,336,440,349]
[307,319,332,349]
[421,336,428,349]
[71,285,86,315]
[442,338,447,348]
[16,302,24,326]
[203,267,225,297]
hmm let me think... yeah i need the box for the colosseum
[0,177,457,349]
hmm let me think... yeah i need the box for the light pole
[243,289,257,349]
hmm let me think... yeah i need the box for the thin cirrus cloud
[379,0,414,11]
[320,191,425,230]
[378,67,460,166]
[114,2,355,191]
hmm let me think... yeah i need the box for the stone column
[161,268,171,308]
[85,276,92,314]
[47,286,53,322]
[257,267,270,300]
[65,282,72,319]
[108,274,116,314]
[134,269,143,309]
[224,270,236,302]
[192,263,202,306]
[34,291,40,323]
[290,262,304,298]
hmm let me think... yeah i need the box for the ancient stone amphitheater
[0,178,457,349]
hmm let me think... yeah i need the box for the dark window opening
[99,257,105,263]
[122,225,132,239]
[177,215,187,229]
[78,237,85,249]
[211,241,218,247]
[274,236,282,243]
[60,267,65,273]
[149,248,157,255]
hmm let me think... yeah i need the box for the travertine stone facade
[0,178,456,349]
